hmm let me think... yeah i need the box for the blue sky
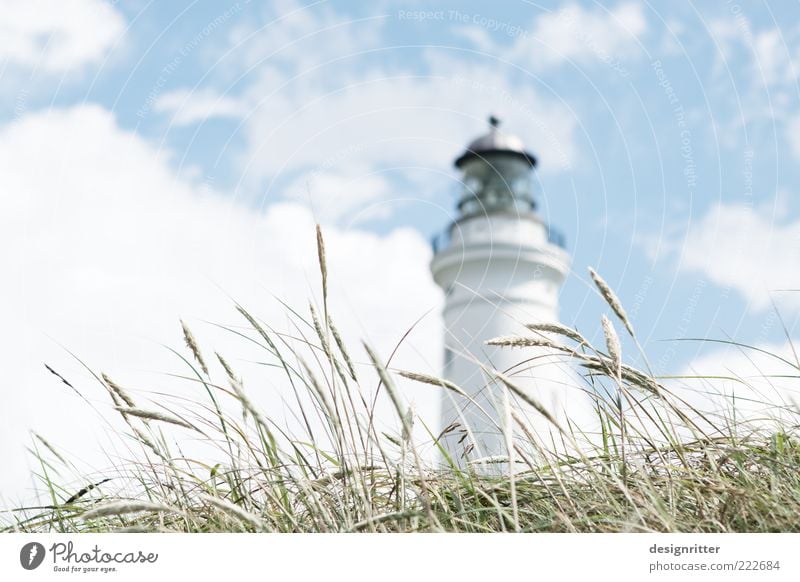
[89,0,799,364]
[2,0,800,499]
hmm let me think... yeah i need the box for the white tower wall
[430,118,594,468]
[432,213,581,464]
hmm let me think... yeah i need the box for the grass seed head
[486,335,566,351]
[180,319,209,376]
[589,267,635,337]
[316,224,328,302]
[328,315,358,381]
[102,373,135,408]
[601,315,622,381]
[525,322,587,345]
[82,501,180,520]
[114,407,195,430]
[309,303,332,358]
[398,370,464,395]
[32,431,68,466]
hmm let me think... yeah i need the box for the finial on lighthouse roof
[454,115,537,168]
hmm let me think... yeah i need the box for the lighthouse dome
[455,115,537,168]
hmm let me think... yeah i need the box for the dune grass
[3,226,800,533]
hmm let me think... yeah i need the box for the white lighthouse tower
[431,116,585,466]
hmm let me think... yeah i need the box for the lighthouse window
[512,176,530,197]
[464,176,482,195]
[461,198,481,215]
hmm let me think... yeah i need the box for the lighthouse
[431,116,585,466]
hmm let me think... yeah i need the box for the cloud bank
[0,105,443,502]
[0,0,124,72]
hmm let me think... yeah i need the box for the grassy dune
[4,226,799,533]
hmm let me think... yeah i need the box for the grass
[3,225,800,533]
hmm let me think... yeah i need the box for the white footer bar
[2,533,798,581]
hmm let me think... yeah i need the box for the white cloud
[154,89,244,126]
[452,26,494,53]
[0,0,124,72]
[751,29,794,86]
[709,18,796,88]
[238,70,575,177]
[681,203,800,309]
[708,16,750,60]
[156,3,579,195]
[227,0,384,72]
[161,68,578,220]
[0,105,444,502]
[233,63,578,188]
[704,19,800,146]
[506,2,647,70]
[283,168,394,226]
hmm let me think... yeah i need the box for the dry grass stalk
[589,267,634,337]
[219,362,267,428]
[199,494,264,530]
[113,407,195,430]
[402,405,414,443]
[82,501,180,520]
[299,357,336,421]
[398,370,465,396]
[328,315,357,381]
[364,343,412,441]
[525,322,587,345]
[235,305,280,354]
[102,373,135,408]
[486,335,566,351]
[131,426,163,458]
[44,363,76,390]
[316,224,328,303]
[309,303,332,358]
[490,368,566,436]
[106,387,123,408]
[581,359,663,396]
[487,335,581,361]
[216,352,237,383]
[467,455,512,465]
[601,315,622,381]
[32,432,68,466]
[180,319,209,376]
